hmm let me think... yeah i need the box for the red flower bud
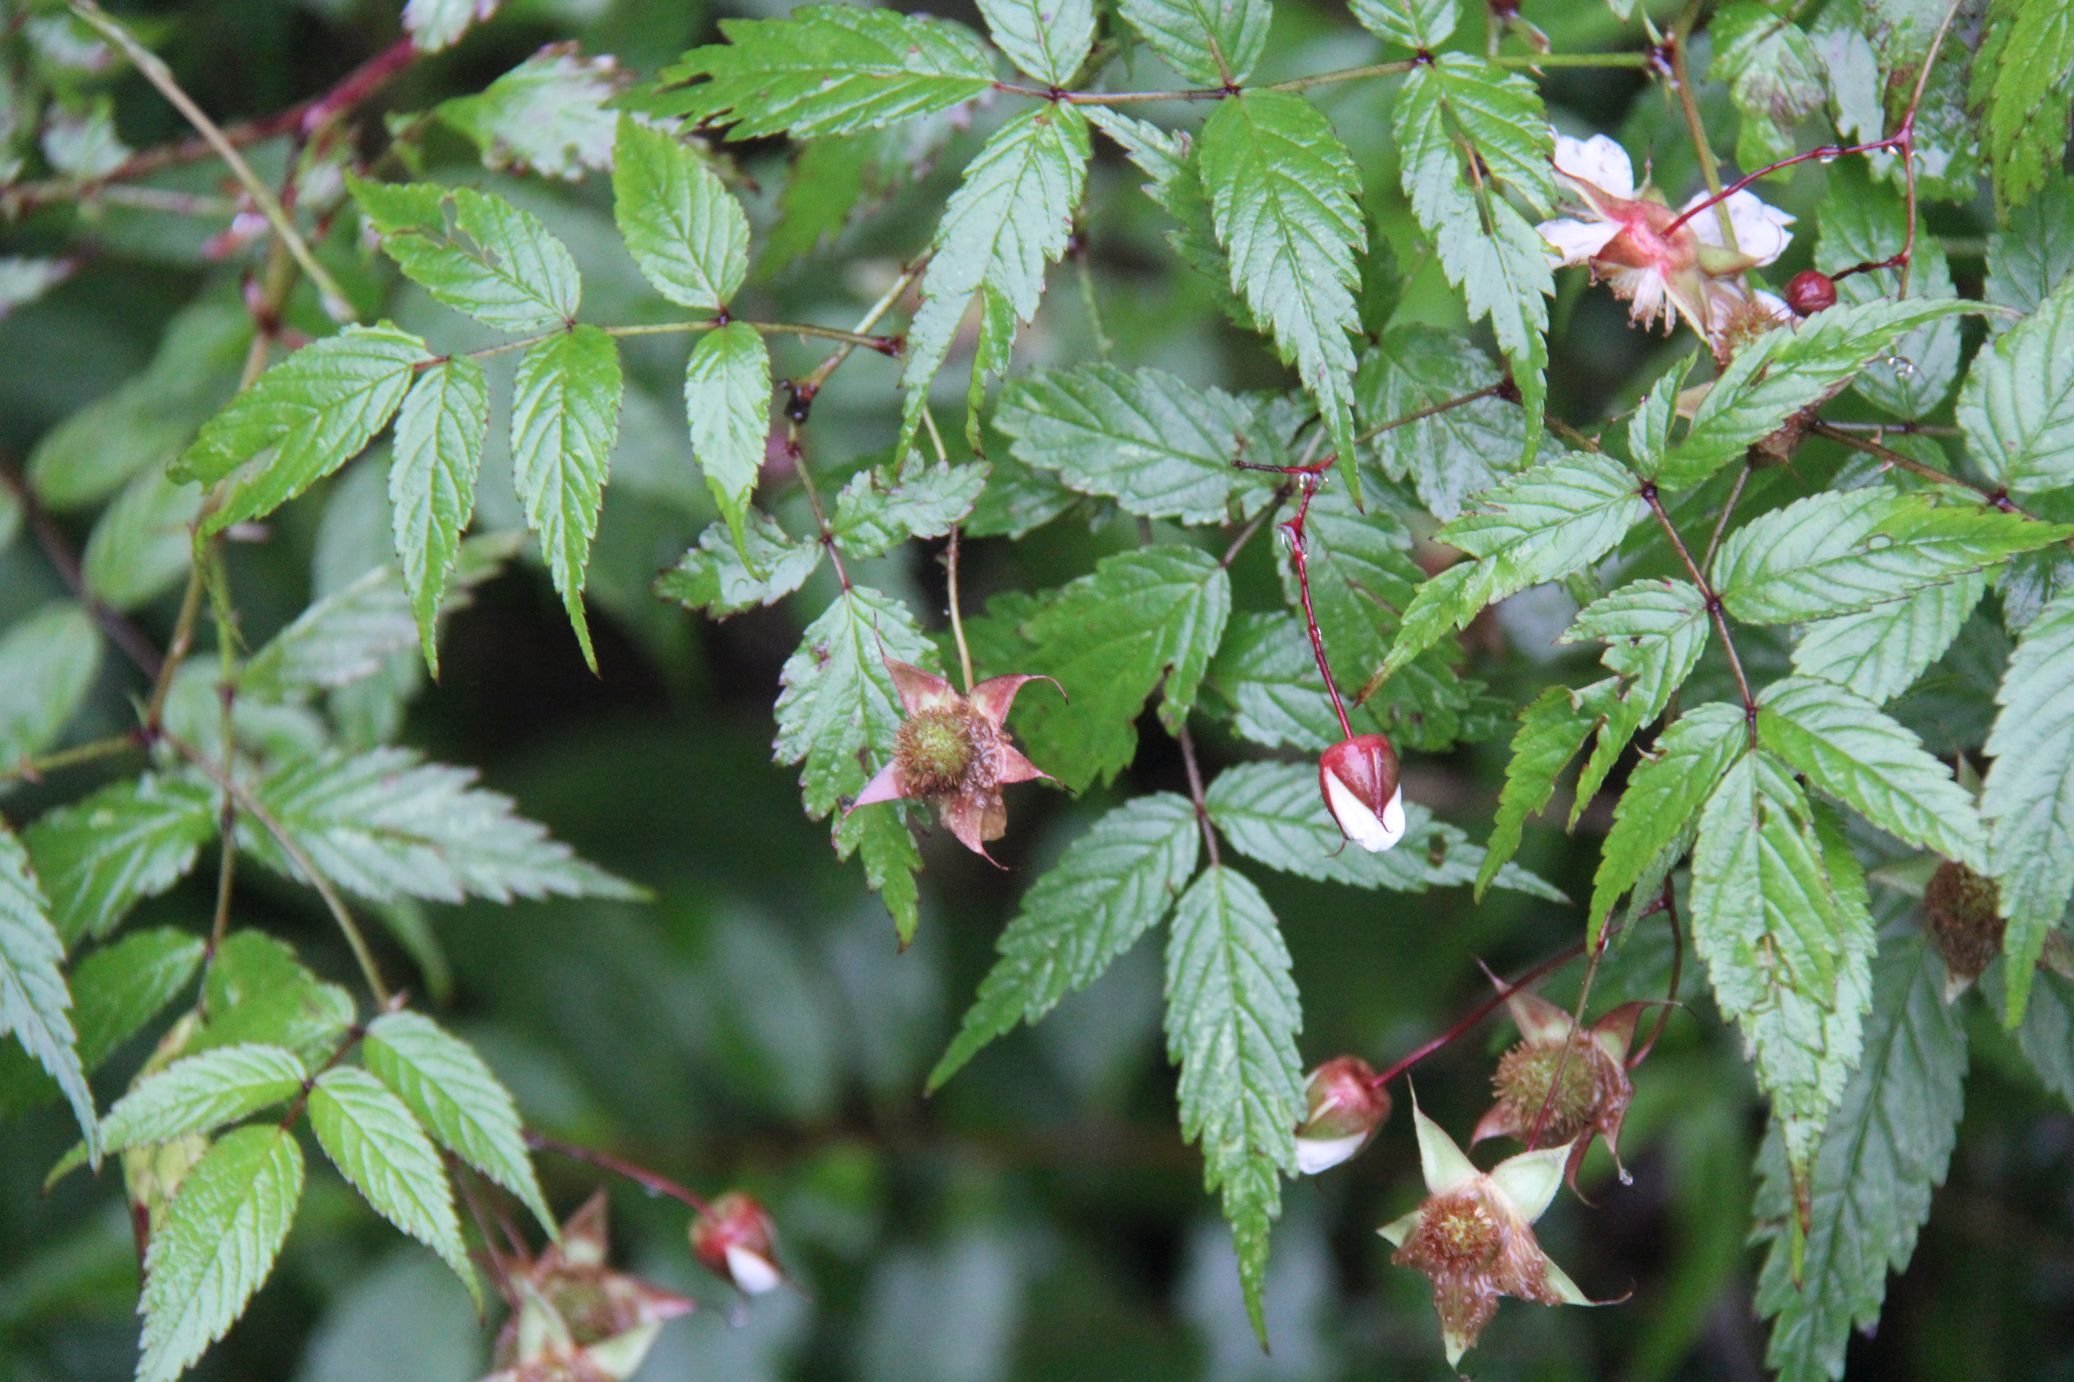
[690,1193,783,1296]
[1319,734,1405,852]
[1785,270,1837,316]
[1295,1055,1393,1173]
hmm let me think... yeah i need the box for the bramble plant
[2,0,2074,1376]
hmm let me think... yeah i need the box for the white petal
[1752,288,1793,323]
[1325,770,1400,852]
[1552,133,1636,198]
[1538,215,1622,269]
[1379,786,1406,845]
[1295,1130,1369,1174]
[1685,189,1795,265]
[726,1245,783,1295]
[1608,264,1672,331]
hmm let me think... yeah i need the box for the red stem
[1627,878,1684,1070]
[1282,477,1355,741]
[524,1129,714,1220]
[1369,937,1591,1089]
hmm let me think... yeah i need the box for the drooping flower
[846,657,1060,862]
[1294,1055,1394,1173]
[690,1192,784,1296]
[1320,733,1405,852]
[1471,972,1648,1192]
[1537,132,1795,352]
[1381,1099,1596,1368]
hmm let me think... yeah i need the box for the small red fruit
[1785,270,1837,316]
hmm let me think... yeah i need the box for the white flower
[1684,188,1795,266]
[1319,734,1406,852]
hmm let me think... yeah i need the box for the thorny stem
[524,1129,714,1220]
[946,528,975,694]
[1174,721,1220,868]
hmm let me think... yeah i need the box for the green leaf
[0,928,202,1121]
[1711,3,1825,168]
[1656,299,1977,490]
[511,324,623,670]
[1959,273,2074,495]
[1589,703,1747,935]
[1758,676,1987,870]
[1813,167,1962,418]
[649,6,994,139]
[100,1044,306,1154]
[1206,613,1401,753]
[830,458,986,558]
[308,1067,477,1307]
[1199,92,1365,472]
[774,587,937,818]
[1350,0,1456,49]
[1437,448,1645,593]
[402,0,500,52]
[993,364,1276,524]
[656,512,820,617]
[1084,107,1252,327]
[2017,964,2074,1109]
[1790,571,1984,705]
[1395,57,1554,458]
[1712,490,2073,624]
[23,776,217,945]
[1477,685,1598,897]
[1164,865,1302,1344]
[898,105,1090,462]
[0,602,100,767]
[1354,327,1518,520]
[1206,761,1563,899]
[1116,0,1271,84]
[436,44,620,181]
[0,825,95,1156]
[929,793,1200,1091]
[1691,752,1875,1194]
[82,470,202,613]
[1985,181,2074,315]
[176,323,429,535]
[362,1011,553,1235]
[242,747,638,907]
[834,804,926,947]
[390,356,489,676]
[1753,931,1966,1381]
[137,1126,303,1382]
[683,321,770,549]
[191,934,355,1064]
[1372,557,1504,687]
[1015,547,1231,792]
[978,0,1094,84]
[1971,0,2074,216]
[611,117,749,311]
[348,178,580,333]
[1563,577,1711,814]
[1981,589,2074,1024]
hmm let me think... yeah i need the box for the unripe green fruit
[895,707,977,796]
[1492,1040,1600,1143]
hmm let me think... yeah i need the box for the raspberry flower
[1294,1055,1394,1173]
[691,1192,785,1295]
[487,1192,695,1382]
[1382,1100,1595,1368]
[1537,133,1794,350]
[1472,974,1649,1192]
[847,656,1059,862]
[1319,733,1405,852]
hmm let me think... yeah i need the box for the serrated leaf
[1758,676,1987,870]
[683,321,770,549]
[1164,865,1301,1343]
[82,470,202,613]
[1813,167,1961,417]
[656,512,820,617]
[1656,299,1976,489]
[1200,92,1365,473]
[1959,272,2074,495]
[1209,613,1423,753]
[2017,964,2074,1109]
[191,934,355,1064]
[511,324,623,670]
[176,323,429,535]
[242,747,636,906]
[978,0,1094,84]
[137,1124,304,1382]
[1015,547,1231,791]
[309,1067,477,1307]
[834,803,925,947]
[403,0,500,52]
[929,793,1199,1091]
[349,177,580,333]
[1981,589,2074,1024]
[436,43,620,181]
[1753,931,1966,1382]
[24,776,217,945]
[649,6,994,139]
[1354,326,1518,520]
[1206,761,1562,899]
[0,602,100,767]
[775,587,937,817]
[0,825,95,1156]
[1971,0,2074,216]
[1589,702,1747,935]
[362,1011,553,1235]
[898,105,1090,462]
[1477,685,1598,896]
[0,928,202,1121]
[1350,0,1456,49]
[1712,490,2072,624]
[994,364,1275,524]
[1563,577,1711,814]
[1712,3,1825,168]
[100,1045,305,1153]
[1437,448,1644,592]
[830,458,986,558]
[1985,181,2074,315]
[1116,0,1271,84]
[1084,107,1253,327]
[1691,752,1874,1194]
[1791,571,1983,705]
[611,117,748,311]
[390,356,489,675]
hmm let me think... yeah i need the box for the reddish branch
[525,1128,715,1220]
